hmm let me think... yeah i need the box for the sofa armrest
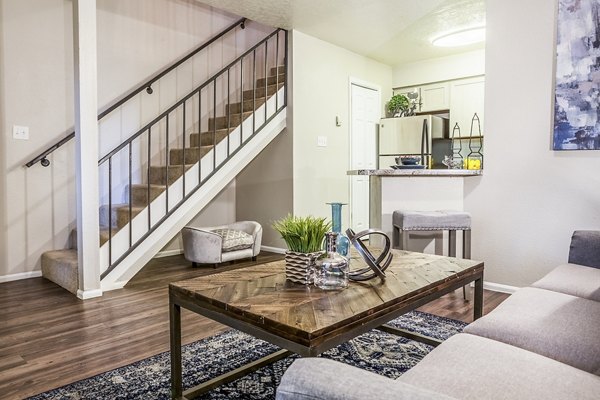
[276,358,457,400]
[568,230,600,269]
[181,226,223,264]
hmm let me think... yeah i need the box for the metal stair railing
[25,17,247,168]
[99,28,287,279]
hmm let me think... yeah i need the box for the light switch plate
[317,136,327,147]
[13,125,29,140]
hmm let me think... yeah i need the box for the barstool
[392,210,472,299]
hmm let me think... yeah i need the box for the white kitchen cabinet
[449,76,485,138]
[420,82,450,112]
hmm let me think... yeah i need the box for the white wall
[292,30,392,226]
[0,0,269,280]
[465,0,600,287]
[392,49,485,88]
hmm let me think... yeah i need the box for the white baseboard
[261,245,286,254]
[154,249,184,258]
[483,281,519,294]
[77,288,103,299]
[0,270,42,283]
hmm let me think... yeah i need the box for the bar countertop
[346,169,483,177]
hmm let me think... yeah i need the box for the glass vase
[315,232,349,290]
[327,202,350,257]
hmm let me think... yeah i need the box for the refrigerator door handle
[421,119,430,167]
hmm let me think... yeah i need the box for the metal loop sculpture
[345,228,393,281]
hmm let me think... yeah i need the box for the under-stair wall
[0,0,276,282]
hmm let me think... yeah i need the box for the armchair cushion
[212,228,254,252]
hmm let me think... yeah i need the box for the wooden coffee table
[169,249,484,399]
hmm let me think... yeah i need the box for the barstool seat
[393,210,471,231]
[392,209,472,300]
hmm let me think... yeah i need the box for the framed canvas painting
[553,0,600,150]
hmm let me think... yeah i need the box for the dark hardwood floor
[0,252,509,399]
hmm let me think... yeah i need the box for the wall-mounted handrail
[25,17,246,168]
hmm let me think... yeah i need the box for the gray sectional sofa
[276,231,600,400]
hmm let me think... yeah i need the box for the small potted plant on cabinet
[273,215,330,284]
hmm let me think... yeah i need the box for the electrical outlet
[317,136,327,147]
[13,125,29,140]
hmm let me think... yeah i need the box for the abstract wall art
[553,0,600,150]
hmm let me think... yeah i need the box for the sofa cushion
[211,228,254,252]
[399,333,600,400]
[532,263,600,301]
[464,287,600,375]
[569,230,600,268]
[276,358,457,400]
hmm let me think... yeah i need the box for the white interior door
[350,83,379,231]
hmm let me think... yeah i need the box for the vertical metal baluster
[240,57,243,147]
[284,30,288,107]
[227,68,230,158]
[252,49,256,135]
[213,80,217,170]
[108,157,112,267]
[165,115,169,213]
[128,143,132,248]
[198,89,202,185]
[276,31,279,111]
[264,39,268,123]
[182,102,186,197]
[147,126,151,231]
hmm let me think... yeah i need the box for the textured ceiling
[192,0,486,65]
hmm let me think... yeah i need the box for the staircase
[37,24,287,296]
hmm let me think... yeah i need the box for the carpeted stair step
[128,183,167,206]
[169,146,213,166]
[208,111,253,130]
[100,203,144,228]
[256,73,286,87]
[148,164,194,185]
[70,227,117,248]
[225,98,267,114]
[41,249,79,294]
[270,65,286,75]
[190,129,233,147]
[116,204,145,229]
[242,83,284,100]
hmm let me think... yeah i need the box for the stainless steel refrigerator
[378,115,445,168]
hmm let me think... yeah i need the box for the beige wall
[0,0,265,279]
[236,127,293,248]
[464,0,600,287]
[0,0,5,277]
[291,30,392,227]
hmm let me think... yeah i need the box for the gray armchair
[182,221,262,267]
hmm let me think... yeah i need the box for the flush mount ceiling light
[431,26,486,47]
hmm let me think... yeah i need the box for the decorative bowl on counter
[395,156,421,166]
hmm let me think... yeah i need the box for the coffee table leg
[170,299,183,399]
[473,276,484,320]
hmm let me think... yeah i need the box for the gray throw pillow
[211,229,254,252]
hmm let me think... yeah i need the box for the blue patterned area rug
[29,311,465,400]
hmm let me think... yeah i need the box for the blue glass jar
[327,202,350,257]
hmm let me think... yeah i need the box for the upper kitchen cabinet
[449,76,485,137]
[420,82,450,112]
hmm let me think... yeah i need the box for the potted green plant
[273,215,331,284]
[386,94,410,117]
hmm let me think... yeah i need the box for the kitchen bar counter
[347,168,482,177]
[349,168,481,249]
